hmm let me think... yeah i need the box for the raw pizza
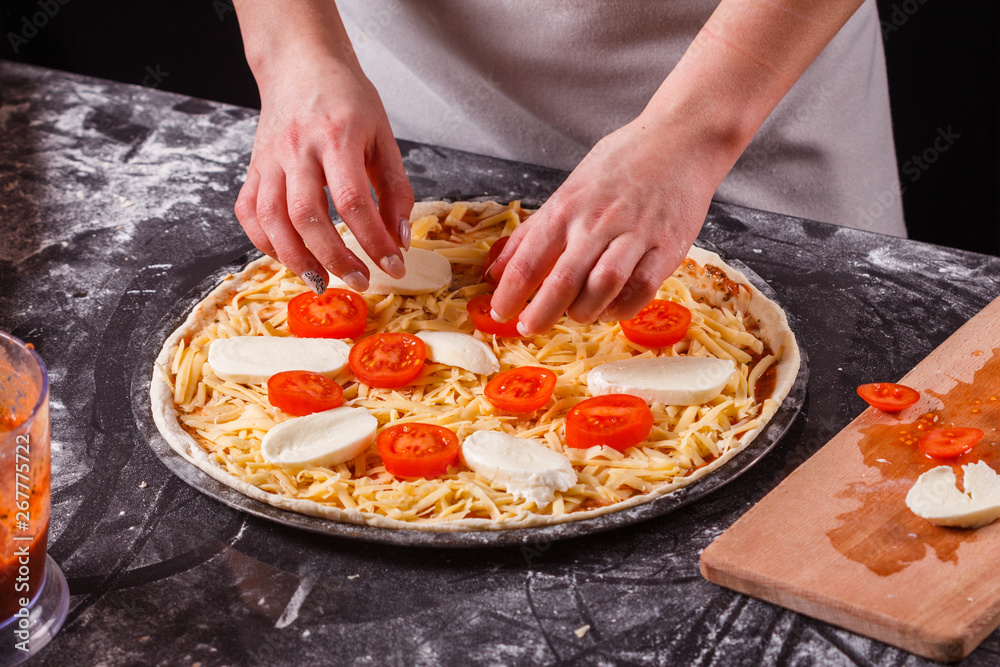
[150,200,800,531]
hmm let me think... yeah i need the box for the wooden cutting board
[701,296,1000,662]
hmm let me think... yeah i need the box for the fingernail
[484,260,498,281]
[516,321,533,337]
[302,270,326,295]
[342,271,369,292]
[398,217,411,251]
[598,311,617,324]
[380,254,406,279]
[490,309,510,324]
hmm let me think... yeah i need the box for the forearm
[230,0,413,293]
[641,0,866,178]
[233,0,359,89]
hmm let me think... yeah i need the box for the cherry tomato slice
[349,332,426,388]
[467,294,522,337]
[619,299,692,347]
[266,370,344,416]
[857,382,920,412]
[565,394,654,451]
[377,423,461,478]
[917,427,984,458]
[484,367,557,413]
[288,289,368,339]
[482,236,510,287]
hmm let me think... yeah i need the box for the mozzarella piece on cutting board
[905,461,1000,528]
[462,430,576,508]
[261,406,377,468]
[416,331,499,375]
[328,232,451,295]
[208,336,350,384]
[587,356,735,405]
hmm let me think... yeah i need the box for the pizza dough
[150,200,800,532]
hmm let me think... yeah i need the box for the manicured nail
[398,217,411,251]
[516,321,533,337]
[484,260,499,281]
[342,271,369,292]
[490,309,510,324]
[302,270,326,295]
[380,254,406,279]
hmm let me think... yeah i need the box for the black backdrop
[2,1,997,255]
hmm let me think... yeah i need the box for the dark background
[2,1,997,255]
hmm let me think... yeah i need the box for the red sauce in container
[1,346,50,621]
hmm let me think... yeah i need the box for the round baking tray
[131,212,808,548]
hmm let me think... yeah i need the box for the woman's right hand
[233,35,413,294]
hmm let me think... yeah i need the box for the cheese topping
[462,430,575,508]
[587,356,736,405]
[162,200,781,525]
[328,232,452,295]
[905,461,1000,528]
[261,406,378,468]
[207,336,350,384]
[416,331,500,375]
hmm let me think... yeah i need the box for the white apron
[339,0,906,236]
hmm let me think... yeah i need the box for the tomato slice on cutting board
[377,423,461,478]
[917,427,984,458]
[619,299,692,347]
[482,236,510,287]
[288,289,368,339]
[467,294,523,337]
[857,382,920,412]
[484,367,557,413]
[565,394,654,451]
[349,332,426,388]
[267,370,344,416]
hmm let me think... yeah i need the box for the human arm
[487,0,867,335]
[232,0,413,294]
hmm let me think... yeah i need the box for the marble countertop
[2,59,1000,666]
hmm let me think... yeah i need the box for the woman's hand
[487,114,729,335]
[233,3,413,294]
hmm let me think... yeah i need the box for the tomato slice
[377,423,461,478]
[482,236,510,287]
[917,427,984,458]
[619,299,692,347]
[484,367,557,413]
[857,383,920,412]
[288,289,368,339]
[266,370,344,416]
[467,294,523,337]
[565,394,654,451]
[349,332,426,388]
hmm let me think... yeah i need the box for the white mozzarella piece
[416,331,499,375]
[587,356,735,405]
[328,233,451,295]
[261,406,377,468]
[208,336,350,384]
[462,430,575,508]
[906,461,1000,528]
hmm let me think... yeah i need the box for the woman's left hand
[487,115,728,335]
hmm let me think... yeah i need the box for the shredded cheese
[164,201,780,525]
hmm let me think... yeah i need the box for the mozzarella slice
[415,331,499,375]
[328,232,452,295]
[261,406,377,468]
[587,356,735,405]
[208,336,350,384]
[905,461,1000,528]
[462,430,576,508]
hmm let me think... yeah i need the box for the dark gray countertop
[2,59,1000,666]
